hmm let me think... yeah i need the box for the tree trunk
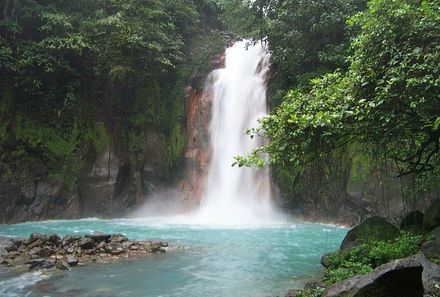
[3,0,11,20]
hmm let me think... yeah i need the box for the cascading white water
[195,40,279,224]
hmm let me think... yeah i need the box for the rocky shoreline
[285,200,440,297]
[0,232,168,272]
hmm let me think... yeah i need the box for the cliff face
[0,133,170,223]
[178,50,227,208]
[277,150,439,226]
[0,30,231,224]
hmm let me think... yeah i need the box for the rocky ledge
[0,232,168,271]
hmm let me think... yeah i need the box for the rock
[323,254,440,297]
[86,232,111,243]
[78,238,94,249]
[0,237,13,250]
[65,255,79,266]
[2,259,16,266]
[20,182,36,204]
[429,226,440,242]
[105,242,124,255]
[110,234,128,243]
[0,236,12,246]
[29,233,47,243]
[149,245,166,254]
[340,216,399,250]
[56,260,71,271]
[48,234,60,244]
[0,247,7,258]
[29,259,54,270]
[422,241,440,258]
[285,289,300,297]
[321,254,332,269]
[28,238,46,249]
[62,235,81,245]
[155,241,168,248]
[35,247,53,258]
[424,200,440,231]
[121,241,133,250]
[400,210,424,230]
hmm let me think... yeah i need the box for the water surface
[0,218,346,297]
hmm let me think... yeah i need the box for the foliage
[0,0,223,186]
[218,0,366,89]
[296,287,326,297]
[323,232,424,285]
[237,0,440,179]
[266,0,367,89]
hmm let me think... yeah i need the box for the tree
[236,0,440,178]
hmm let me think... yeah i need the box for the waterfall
[195,40,279,224]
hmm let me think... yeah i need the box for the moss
[323,232,425,286]
[84,121,111,154]
[348,143,373,188]
[186,30,231,91]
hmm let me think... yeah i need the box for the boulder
[110,234,128,243]
[29,259,54,270]
[105,242,124,255]
[429,226,440,242]
[323,254,440,297]
[48,234,60,244]
[156,241,168,248]
[421,241,440,258]
[56,260,71,271]
[35,247,53,257]
[29,233,48,243]
[65,255,79,266]
[78,238,94,250]
[149,245,166,254]
[321,254,332,269]
[3,238,17,252]
[285,289,300,297]
[86,232,111,243]
[61,235,81,246]
[424,200,440,231]
[400,210,424,230]
[340,216,399,250]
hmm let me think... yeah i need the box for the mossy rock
[340,216,399,250]
[423,200,440,232]
[429,226,440,242]
[400,210,424,233]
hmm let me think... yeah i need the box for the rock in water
[35,247,53,257]
[1,237,16,252]
[340,216,399,250]
[56,260,71,271]
[86,232,111,243]
[65,255,79,266]
[48,234,61,244]
[79,238,94,249]
[323,254,440,297]
[110,234,128,243]
[424,200,440,231]
[29,259,54,270]
[29,233,47,243]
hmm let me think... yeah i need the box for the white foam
[0,271,49,297]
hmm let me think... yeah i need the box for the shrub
[323,232,424,285]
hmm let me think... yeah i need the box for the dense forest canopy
[0,0,439,201]
[235,0,440,185]
[0,0,222,185]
